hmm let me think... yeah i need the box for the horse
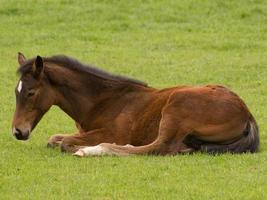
[12,53,259,156]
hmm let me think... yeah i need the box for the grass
[1,0,267,199]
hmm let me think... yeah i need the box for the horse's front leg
[47,122,83,148]
[47,133,77,148]
[60,128,116,153]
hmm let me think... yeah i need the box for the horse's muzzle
[12,127,29,140]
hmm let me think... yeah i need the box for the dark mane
[17,55,147,86]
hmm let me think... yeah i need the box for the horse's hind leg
[166,138,195,155]
[74,132,195,156]
[74,108,191,156]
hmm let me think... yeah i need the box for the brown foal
[12,53,259,156]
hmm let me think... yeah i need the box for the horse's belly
[130,118,161,146]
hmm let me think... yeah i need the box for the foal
[12,53,259,156]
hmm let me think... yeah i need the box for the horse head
[12,53,54,140]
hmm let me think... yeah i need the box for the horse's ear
[33,55,44,78]
[18,52,26,66]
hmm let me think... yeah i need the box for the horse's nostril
[13,128,28,140]
[14,128,23,139]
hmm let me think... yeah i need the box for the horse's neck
[46,64,134,123]
[54,87,94,123]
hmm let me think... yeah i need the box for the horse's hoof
[47,142,55,148]
[73,149,85,157]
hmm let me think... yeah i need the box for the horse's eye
[27,90,35,97]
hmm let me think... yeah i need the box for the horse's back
[167,84,250,121]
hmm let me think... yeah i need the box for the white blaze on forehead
[17,80,23,93]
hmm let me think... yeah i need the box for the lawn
[1,0,267,199]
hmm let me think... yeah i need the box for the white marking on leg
[73,145,108,157]
[17,80,23,93]
[73,144,134,157]
[124,144,134,147]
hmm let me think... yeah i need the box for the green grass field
[1,0,267,199]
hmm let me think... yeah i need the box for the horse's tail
[198,115,259,154]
